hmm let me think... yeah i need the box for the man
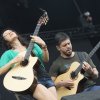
[49,32,100,99]
[79,11,95,32]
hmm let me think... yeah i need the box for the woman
[0,29,57,100]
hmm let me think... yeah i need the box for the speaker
[61,90,100,100]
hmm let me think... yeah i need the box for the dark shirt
[49,52,96,89]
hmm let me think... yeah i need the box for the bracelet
[41,44,47,49]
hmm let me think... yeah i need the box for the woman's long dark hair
[2,28,29,50]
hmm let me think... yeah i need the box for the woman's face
[3,30,18,42]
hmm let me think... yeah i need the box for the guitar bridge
[12,76,26,80]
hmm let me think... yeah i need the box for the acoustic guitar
[55,41,100,100]
[3,10,49,92]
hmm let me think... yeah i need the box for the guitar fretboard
[24,24,41,61]
[89,41,100,58]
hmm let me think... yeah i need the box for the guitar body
[3,52,38,92]
[55,62,84,100]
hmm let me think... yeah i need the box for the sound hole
[21,59,28,66]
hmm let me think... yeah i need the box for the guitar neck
[89,41,100,58]
[33,24,41,36]
[24,24,41,61]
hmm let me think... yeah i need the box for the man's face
[57,39,72,57]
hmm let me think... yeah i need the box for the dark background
[0,0,100,33]
[0,0,100,100]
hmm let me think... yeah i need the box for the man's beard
[64,50,72,57]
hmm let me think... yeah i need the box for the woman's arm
[0,54,24,75]
[41,44,49,62]
[31,35,49,62]
[0,60,14,75]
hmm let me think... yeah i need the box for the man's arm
[83,61,99,79]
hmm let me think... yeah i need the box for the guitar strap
[77,52,86,63]
[77,52,86,74]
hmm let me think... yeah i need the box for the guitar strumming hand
[55,79,74,89]
[11,53,25,64]
[62,80,74,89]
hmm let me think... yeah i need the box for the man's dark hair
[55,32,70,46]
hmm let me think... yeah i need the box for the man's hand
[57,79,74,89]
[82,61,93,75]
[63,80,74,88]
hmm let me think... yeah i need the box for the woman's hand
[30,35,46,46]
[12,53,24,64]
[30,35,49,62]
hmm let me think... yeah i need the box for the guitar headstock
[38,11,49,26]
